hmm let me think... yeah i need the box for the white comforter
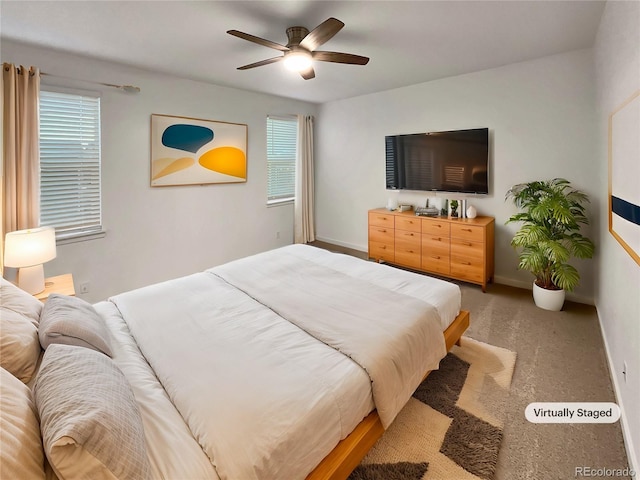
[211,244,446,428]
[110,272,373,480]
[104,244,459,480]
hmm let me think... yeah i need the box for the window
[267,115,297,203]
[39,90,102,239]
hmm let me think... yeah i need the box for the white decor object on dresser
[466,205,478,219]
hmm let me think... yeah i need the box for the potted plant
[505,178,595,311]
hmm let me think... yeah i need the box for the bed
[0,244,468,480]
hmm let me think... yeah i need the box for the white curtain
[1,63,41,270]
[294,115,315,244]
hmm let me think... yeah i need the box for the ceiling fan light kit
[283,50,313,72]
[228,17,369,80]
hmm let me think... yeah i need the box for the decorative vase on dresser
[368,208,495,292]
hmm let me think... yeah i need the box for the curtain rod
[41,71,141,93]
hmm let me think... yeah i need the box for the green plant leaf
[543,240,570,264]
[569,234,595,259]
[551,263,580,291]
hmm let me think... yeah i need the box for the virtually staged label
[525,402,621,423]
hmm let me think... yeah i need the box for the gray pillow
[39,293,113,357]
[34,344,152,480]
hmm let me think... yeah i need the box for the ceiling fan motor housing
[286,26,310,47]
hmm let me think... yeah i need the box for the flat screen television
[385,127,489,194]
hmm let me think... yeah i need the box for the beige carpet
[349,337,516,480]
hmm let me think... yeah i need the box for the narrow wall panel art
[151,114,247,186]
[608,91,640,265]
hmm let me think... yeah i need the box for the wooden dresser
[368,208,495,291]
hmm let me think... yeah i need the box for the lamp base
[17,264,45,295]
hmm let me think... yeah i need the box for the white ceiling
[1,1,605,104]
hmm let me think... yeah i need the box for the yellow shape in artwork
[199,147,246,179]
[152,157,195,180]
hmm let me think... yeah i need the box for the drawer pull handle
[380,229,387,233]
[381,246,386,250]
[432,237,441,241]
[432,255,441,260]
[465,242,473,246]
[462,228,472,232]
[406,233,414,236]
[462,261,471,265]
[435,225,442,228]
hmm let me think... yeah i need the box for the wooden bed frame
[306,309,470,480]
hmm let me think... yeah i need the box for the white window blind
[267,115,297,202]
[39,90,102,239]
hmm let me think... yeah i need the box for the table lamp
[4,227,57,294]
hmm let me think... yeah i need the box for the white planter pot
[532,281,565,311]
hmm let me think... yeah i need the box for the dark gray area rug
[349,337,516,480]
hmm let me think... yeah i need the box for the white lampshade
[4,227,57,267]
[4,227,57,294]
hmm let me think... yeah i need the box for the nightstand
[34,273,75,302]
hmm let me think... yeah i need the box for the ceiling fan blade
[313,51,369,65]
[299,18,344,51]
[299,66,316,80]
[227,30,290,52]
[237,56,283,70]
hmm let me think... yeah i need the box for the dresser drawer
[395,229,420,246]
[451,223,484,242]
[369,241,395,263]
[395,230,421,268]
[422,242,450,275]
[450,256,485,283]
[395,216,421,233]
[395,250,421,269]
[421,218,450,237]
[369,225,394,244]
[369,211,395,228]
[450,238,484,260]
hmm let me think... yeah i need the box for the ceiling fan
[227,18,369,80]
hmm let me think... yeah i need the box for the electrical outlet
[623,361,628,383]
[80,282,90,294]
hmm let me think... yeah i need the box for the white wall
[2,40,318,302]
[315,49,598,302]
[594,0,640,471]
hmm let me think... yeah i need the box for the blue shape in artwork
[612,195,640,226]
[162,124,214,153]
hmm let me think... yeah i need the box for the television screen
[385,128,489,194]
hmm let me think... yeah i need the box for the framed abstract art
[151,114,247,186]
[608,90,640,265]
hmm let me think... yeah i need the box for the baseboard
[493,275,595,306]
[595,305,638,474]
[314,236,367,253]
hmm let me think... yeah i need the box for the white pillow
[0,367,46,479]
[34,344,152,480]
[1,276,43,324]
[0,306,41,383]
